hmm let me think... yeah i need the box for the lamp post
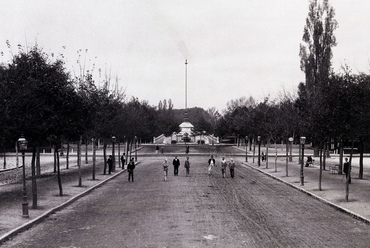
[289,137,293,162]
[112,136,116,172]
[18,135,29,218]
[134,136,138,162]
[300,136,306,186]
[245,136,248,162]
[257,136,261,167]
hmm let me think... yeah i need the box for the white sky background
[1,0,370,112]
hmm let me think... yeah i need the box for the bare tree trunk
[103,141,107,175]
[359,139,364,179]
[266,139,269,169]
[36,146,41,177]
[339,139,343,174]
[285,141,289,177]
[252,138,255,164]
[85,139,88,164]
[323,141,327,171]
[319,144,323,191]
[53,145,57,173]
[118,142,121,168]
[15,141,19,169]
[78,136,82,187]
[66,143,69,169]
[126,140,129,166]
[56,147,63,196]
[31,146,37,209]
[92,138,96,180]
[346,139,355,202]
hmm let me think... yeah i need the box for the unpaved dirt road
[4,156,370,247]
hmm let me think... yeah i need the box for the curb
[0,166,132,245]
[242,162,370,225]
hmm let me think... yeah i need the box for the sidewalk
[0,155,128,245]
[243,156,370,224]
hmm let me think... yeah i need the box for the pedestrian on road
[163,159,169,181]
[156,145,159,154]
[184,156,190,177]
[186,145,189,154]
[127,158,135,182]
[343,157,351,184]
[208,155,216,175]
[107,155,113,174]
[221,157,227,178]
[121,153,126,170]
[229,158,235,178]
[173,156,180,176]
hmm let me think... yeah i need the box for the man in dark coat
[127,158,135,182]
[343,157,351,184]
[173,156,180,176]
[107,155,113,174]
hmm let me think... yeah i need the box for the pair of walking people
[208,155,235,178]
[163,156,191,181]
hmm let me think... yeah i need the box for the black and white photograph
[1,0,370,247]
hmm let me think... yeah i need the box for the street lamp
[257,136,261,167]
[289,137,293,162]
[245,136,249,161]
[134,136,138,162]
[300,136,306,186]
[18,135,29,218]
[112,136,116,172]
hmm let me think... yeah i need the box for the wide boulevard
[4,152,370,247]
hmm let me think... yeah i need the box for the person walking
[127,158,135,182]
[163,159,169,181]
[343,157,351,184]
[121,153,126,170]
[229,158,236,178]
[221,157,227,178]
[156,145,159,154]
[173,156,180,176]
[208,155,216,175]
[184,156,190,177]
[107,155,113,174]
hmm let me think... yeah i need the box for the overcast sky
[1,0,370,112]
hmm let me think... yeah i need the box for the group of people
[162,154,236,181]
[163,156,191,181]
[208,155,235,178]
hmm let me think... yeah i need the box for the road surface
[4,156,370,247]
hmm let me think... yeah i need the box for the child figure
[221,157,227,178]
[184,157,191,177]
[229,158,236,178]
[163,159,169,181]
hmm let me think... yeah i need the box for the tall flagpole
[185,59,188,109]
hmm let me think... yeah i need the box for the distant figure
[107,155,113,174]
[186,145,189,154]
[343,157,351,184]
[173,156,180,176]
[163,159,169,181]
[127,158,135,182]
[305,156,313,167]
[161,147,164,154]
[121,153,126,170]
[221,157,227,178]
[156,145,159,154]
[208,155,216,175]
[184,156,191,177]
[229,158,236,178]
[261,152,266,161]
